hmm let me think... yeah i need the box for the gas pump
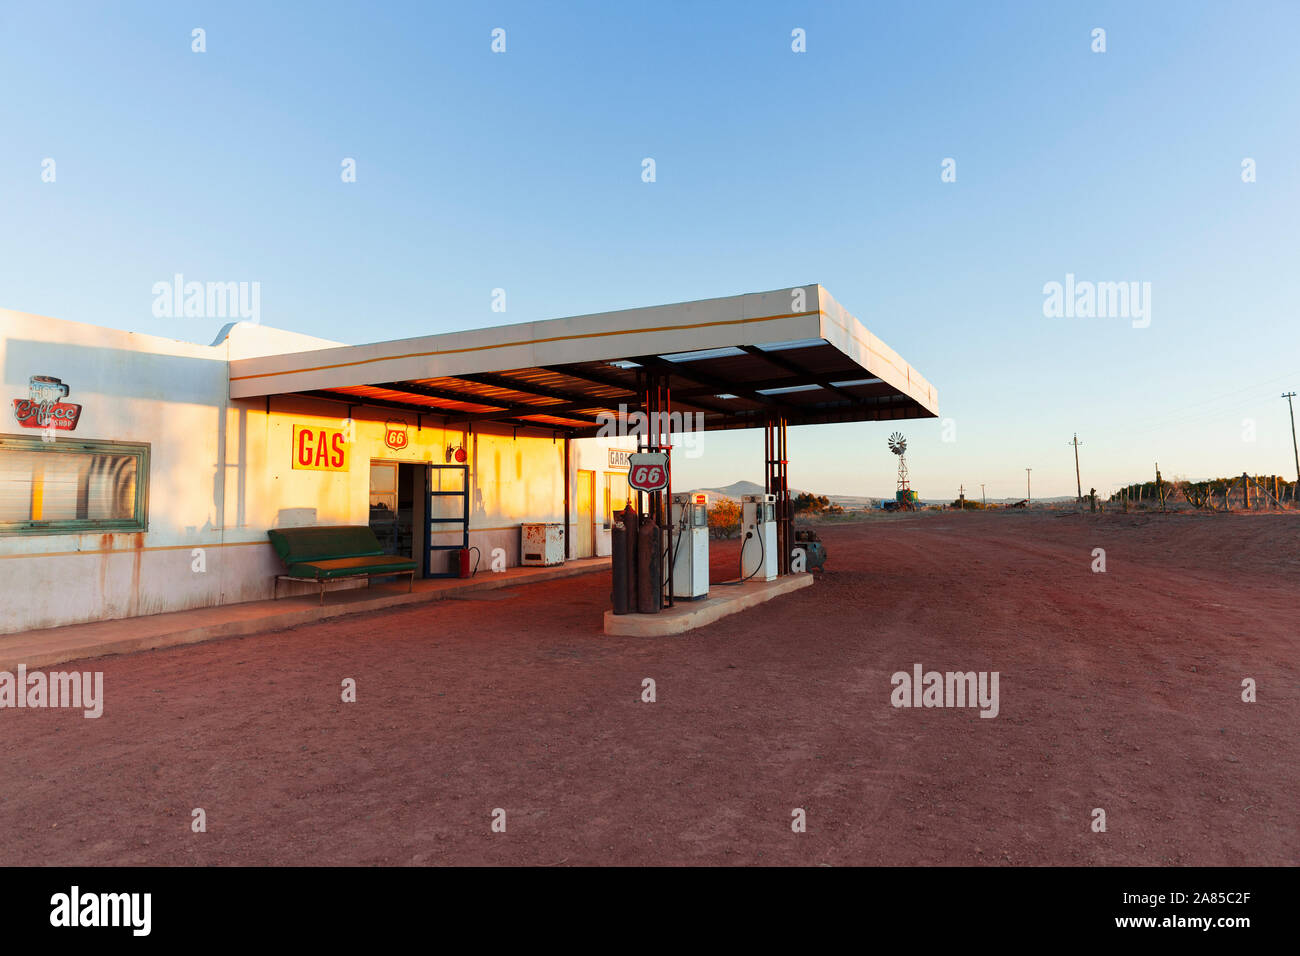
[669,492,710,600]
[740,493,778,581]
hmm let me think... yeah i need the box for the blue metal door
[425,464,469,578]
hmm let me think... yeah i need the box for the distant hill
[698,480,784,500]
[693,480,1078,508]
[697,479,872,507]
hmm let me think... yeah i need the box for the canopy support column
[765,415,791,575]
[636,370,673,607]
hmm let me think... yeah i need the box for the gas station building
[0,285,937,636]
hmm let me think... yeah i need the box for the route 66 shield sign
[384,419,409,450]
[627,452,668,492]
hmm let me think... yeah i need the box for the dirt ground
[2,511,1296,866]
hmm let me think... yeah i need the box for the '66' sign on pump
[627,452,668,492]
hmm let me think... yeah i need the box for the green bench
[268,526,418,604]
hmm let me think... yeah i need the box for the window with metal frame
[605,471,630,529]
[0,436,150,535]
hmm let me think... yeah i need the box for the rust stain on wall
[129,532,143,616]
[96,533,112,603]
[88,533,147,615]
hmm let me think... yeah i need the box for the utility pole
[1069,433,1083,502]
[959,484,966,510]
[980,483,986,506]
[1025,468,1032,507]
[1284,392,1300,485]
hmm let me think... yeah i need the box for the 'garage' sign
[292,426,350,472]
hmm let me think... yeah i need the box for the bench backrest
[267,526,385,565]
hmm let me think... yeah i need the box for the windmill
[888,431,918,510]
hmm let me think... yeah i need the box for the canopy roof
[228,285,938,436]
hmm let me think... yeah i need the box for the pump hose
[719,524,766,587]
[663,514,688,588]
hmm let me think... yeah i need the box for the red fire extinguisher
[458,547,481,578]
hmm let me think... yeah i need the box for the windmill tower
[888,432,917,510]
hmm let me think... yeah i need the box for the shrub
[708,498,742,537]
[793,492,830,514]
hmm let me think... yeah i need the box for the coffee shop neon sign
[13,376,82,432]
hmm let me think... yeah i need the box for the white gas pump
[740,493,778,582]
[669,492,710,599]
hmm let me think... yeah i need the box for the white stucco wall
[0,311,631,635]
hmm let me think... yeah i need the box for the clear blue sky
[2,1,1297,499]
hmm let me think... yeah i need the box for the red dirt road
[2,512,1296,866]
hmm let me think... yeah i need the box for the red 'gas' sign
[627,452,668,492]
[292,426,350,471]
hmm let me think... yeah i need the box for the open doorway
[369,461,422,566]
[574,469,595,558]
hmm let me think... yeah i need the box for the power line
[1123,371,1294,439]
[1157,369,1295,417]
[1069,433,1083,501]
[1125,391,1276,439]
[1284,392,1299,483]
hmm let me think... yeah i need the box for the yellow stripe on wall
[2,527,551,558]
[0,540,269,560]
